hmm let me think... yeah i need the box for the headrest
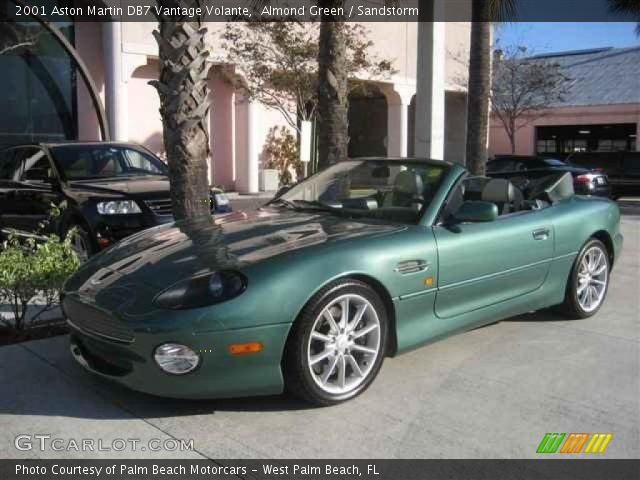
[481,178,516,203]
[394,170,423,196]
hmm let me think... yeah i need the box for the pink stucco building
[72,20,472,192]
[1,2,474,193]
[489,47,640,158]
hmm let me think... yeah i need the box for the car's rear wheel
[561,238,610,319]
[284,280,388,406]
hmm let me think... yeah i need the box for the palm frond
[608,0,640,35]
[489,0,518,22]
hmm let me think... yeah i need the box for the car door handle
[532,228,550,241]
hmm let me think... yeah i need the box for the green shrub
[0,208,79,332]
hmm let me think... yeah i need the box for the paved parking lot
[0,205,637,460]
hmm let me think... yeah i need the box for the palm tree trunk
[317,2,349,170]
[465,1,492,176]
[151,5,212,220]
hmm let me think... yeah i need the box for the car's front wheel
[284,280,388,406]
[561,238,610,318]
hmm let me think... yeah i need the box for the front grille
[64,297,134,344]
[144,198,173,216]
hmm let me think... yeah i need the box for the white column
[235,98,260,194]
[102,22,127,141]
[387,85,415,157]
[103,23,147,142]
[414,12,446,160]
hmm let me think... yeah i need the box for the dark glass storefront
[0,1,75,147]
[536,123,637,157]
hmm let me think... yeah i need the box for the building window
[563,139,587,153]
[536,139,557,153]
[598,139,631,151]
[536,124,636,155]
[0,2,75,147]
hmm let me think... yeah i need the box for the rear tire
[561,238,610,319]
[284,279,388,406]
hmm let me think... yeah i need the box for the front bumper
[68,318,290,399]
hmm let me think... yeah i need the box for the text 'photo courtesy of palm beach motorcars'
[62,158,622,406]
[0,142,231,261]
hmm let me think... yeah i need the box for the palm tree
[316,1,349,170]
[609,0,640,34]
[150,1,212,220]
[465,0,516,176]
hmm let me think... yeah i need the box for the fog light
[153,343,200,375]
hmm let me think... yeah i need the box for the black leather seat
[481,178,523,215]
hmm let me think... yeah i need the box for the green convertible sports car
[63,158,623,405]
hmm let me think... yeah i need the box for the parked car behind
[0,142,231,260]
[567,151,640,199]
[487,155,611,198]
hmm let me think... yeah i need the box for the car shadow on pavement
[0,335,317,421]
[1,308,575,422]
[0,373,316,421]
[506,308,569,323]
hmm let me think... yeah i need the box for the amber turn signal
[229,342,263,355]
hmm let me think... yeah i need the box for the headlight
[214,193,230,206]
[97,200,141,215]
[154,343,200,375]
[154,271,247,310]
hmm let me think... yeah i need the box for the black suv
[567,151,640,199]
[0,142,231,260]
[487,155,611,198]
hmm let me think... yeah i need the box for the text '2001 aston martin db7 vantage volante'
[62,158,622,405]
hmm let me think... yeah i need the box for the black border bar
[2,459,640,480]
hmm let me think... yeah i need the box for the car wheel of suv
[67,226,93,263]
[561,238,610,319]
[284,279,388,406]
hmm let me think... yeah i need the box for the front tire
[561,238,610,319]
[284,280,388,406]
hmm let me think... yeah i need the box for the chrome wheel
[70,231,90,263]
[307,294,381,395]
[576,245,608,313]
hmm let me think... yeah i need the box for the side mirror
[454,201,498,223]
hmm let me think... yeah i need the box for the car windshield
[275,160,449,224]
[50,145,168,180]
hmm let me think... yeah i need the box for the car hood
[66,177,170,198]
[66,208,405,291]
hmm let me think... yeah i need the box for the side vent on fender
[395,260,430,275]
